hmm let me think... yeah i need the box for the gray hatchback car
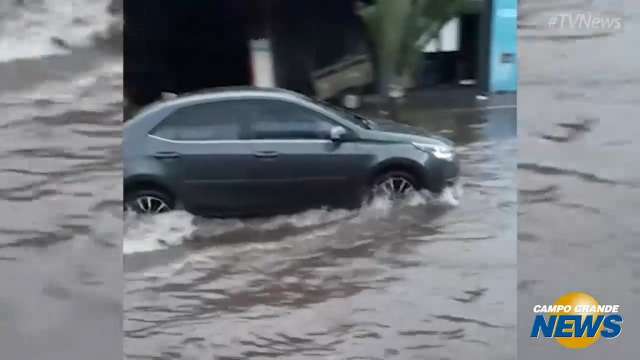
[124,87,459,217]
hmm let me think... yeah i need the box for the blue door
[489,0,518,92]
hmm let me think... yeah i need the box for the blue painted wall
[489,0,518,92]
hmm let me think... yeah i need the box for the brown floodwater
[518,0,639,358]
[123,105,517,359]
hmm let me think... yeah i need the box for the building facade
[420,0,517,93]
[124,0,517,109]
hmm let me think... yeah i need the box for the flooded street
[2,0,639,358]
[518,0,640,358]
[124,105,516,359]
[0,1,122,359]
[0,1,519,359]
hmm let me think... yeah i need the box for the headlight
[412,142,455,160]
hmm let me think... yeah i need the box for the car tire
[125,189,174,215]
[369,170,419,202]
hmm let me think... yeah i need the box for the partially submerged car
[124,87,459,217]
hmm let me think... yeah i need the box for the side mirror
[329,126,347,141]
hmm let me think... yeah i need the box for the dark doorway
[459,13,480,82]
[420,12,484,89]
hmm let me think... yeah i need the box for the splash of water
[0,0,115,63]
[123,211,197,255]
[123,185,463,255]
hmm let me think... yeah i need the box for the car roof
[125,87,314,128]
[160,86,308,106]
[132,87,308,117]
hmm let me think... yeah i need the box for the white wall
[249,39,276,87]
[422,17,460,53]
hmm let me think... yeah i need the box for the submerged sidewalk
[360,87,516,114]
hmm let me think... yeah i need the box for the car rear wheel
[371,171,418,202]
[125,189,174,215]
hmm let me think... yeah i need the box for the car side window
[247,99,335,140]
[150,101,249,141]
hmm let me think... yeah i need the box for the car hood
[362,118,454,147]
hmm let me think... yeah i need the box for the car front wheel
[371,171,418,202]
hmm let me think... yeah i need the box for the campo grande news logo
[530,292,623,349]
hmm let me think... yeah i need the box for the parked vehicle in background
[311,54,374,109]
[123,87,459,217]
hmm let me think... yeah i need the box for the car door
[148,100,259,216]
[244,98,371,213]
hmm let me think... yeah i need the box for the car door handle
[153,151,181,159]
[254,151,279,158]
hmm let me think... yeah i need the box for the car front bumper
[422,154,460,193]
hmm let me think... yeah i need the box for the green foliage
[358,0,466,92]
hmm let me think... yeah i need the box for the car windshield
[318,100,373,129]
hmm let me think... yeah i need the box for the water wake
[123,186,462,255]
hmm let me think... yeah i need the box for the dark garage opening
[418,0,491,92]
[124,0,253,108]
[124,0,373,115]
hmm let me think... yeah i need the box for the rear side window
[245,99,335,140]
[150,101,249,141]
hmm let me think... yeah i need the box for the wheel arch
[124,175,176,201]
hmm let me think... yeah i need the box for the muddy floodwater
[123,104,517,359]
[518,0,639,358]
[0,1,122,359]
